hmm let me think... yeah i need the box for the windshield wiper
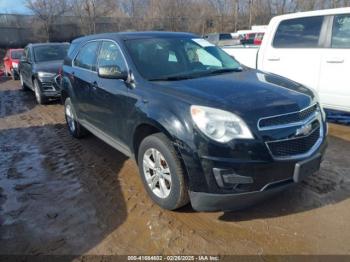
[148,75,196,81]
[206,67,243,75]
[148,68,243,81]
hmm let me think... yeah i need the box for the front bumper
[190,179,293,212]
[189,150,325,212]
[177,122,327,212]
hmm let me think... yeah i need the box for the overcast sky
[0,0,31,14]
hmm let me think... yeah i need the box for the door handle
[326,58,344,64]
[91,81,98,90]
[69,71,75,80]
[268,56,280,61]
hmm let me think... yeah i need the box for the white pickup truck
[223,7,350,113]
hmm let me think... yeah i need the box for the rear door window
[23,48,28,60]
[332,14,350,48]
[273,16,324,48]
[27,48,33,62]
[67,42,79,58]
[74,41,100,71]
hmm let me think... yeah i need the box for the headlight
[190,105,254,143]
[12,62,18,68]
[38,72,55,78]
[309,88,326,121]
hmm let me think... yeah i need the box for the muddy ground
[0,78,350,256]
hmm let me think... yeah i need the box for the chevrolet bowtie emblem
[295,123,313,136]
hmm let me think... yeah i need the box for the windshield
[125,38,241,81]
[11,50,23,59]
[33,44,69,63]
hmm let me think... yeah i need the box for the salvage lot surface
[0,78,350,255]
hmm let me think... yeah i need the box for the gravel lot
[1,78,350,256]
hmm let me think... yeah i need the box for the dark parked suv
[61,32,327,211]
[19,43,69,104]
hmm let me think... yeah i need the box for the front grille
[266,126,320,158]
[41,81,57,91]
[259,104,318,129]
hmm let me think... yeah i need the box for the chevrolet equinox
[60,32,327,211]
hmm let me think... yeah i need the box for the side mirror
[20,56,28,63]
[98,65,128,80]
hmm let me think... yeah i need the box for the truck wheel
[138,133,189,210]
[64,97,86,138]
[34,79,47,104]
[19,73,29,91]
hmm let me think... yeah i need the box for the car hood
[150,70,315,125]
[34,60,63,74]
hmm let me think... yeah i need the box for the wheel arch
[132,119,191,187]
[61,89,69,104]
[132,121,172,163]
[60,76,76,104]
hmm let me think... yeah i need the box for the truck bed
[222,45,259,69]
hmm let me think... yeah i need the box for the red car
[240,32,265,46]
[254,32,265,45]
[3,48,24,80]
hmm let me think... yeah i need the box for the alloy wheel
[65,103,76,132]
[20,74,24,86]
[143,148,172,199]
[34,82,41,102]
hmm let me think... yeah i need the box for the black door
[21,47,33,88]
[71,41,100,122]
[90,40,130,144]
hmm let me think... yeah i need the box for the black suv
[19,43,69,104]
[61,32,327,211]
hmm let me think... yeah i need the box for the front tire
[19,72,29,91]
[34,79,47,105]
[64,97,86,138]
[138,133,189,210]
[11,69,19,80]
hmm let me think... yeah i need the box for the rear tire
[64,97,86,138]
[138,133,189,210]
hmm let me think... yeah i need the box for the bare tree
[71,0,118,35]
[26,0,69,41]
[248,0,253,28]
[233,0,239,31]
[13,0,350,43]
